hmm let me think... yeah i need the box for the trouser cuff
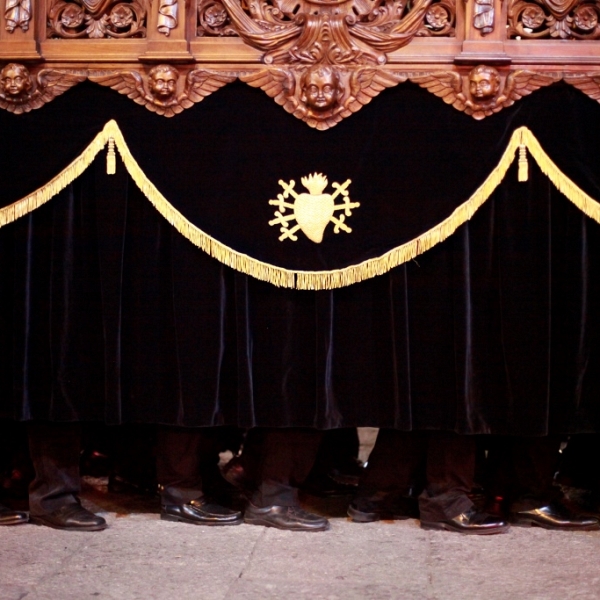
[251,481,298,508]
[418,490,474,522]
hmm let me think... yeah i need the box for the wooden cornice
[2,0,600,125]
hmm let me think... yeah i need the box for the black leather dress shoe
[511,502,600,531]
[421,507,509,535]
[30,503,107,531]
[244,504,330,531]
[161,498,243,526]
[0,504,28,526]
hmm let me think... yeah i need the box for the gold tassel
[518,144,528,182]
[107,137,116,175]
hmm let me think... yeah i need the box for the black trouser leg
[506,436,562,512]
[234,427,266,491]
[310,428,360,476]
[356,429,425,498]
[251,428,323,507]
[111,424,157,492]
[157,426,207,506]
[557,434,600,494]
[28,421,82,516]
[355,430,474,521]
[418,432,475,522]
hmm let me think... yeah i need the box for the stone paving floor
[1,479,600,600]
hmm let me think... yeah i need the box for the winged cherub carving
[0,63,86,114]
[410,67,562,119]
[219,0,433,66]
[89,66,236,117]
[563,73,600,103]
[241,65,406,130]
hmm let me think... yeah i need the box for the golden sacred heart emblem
[268,173,360,243]
[295,190,334,243]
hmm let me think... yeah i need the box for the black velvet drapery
[2,80,600,434]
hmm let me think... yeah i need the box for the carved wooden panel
[2,0,600,125]
[196,0,456,41]
[47,0,149,38]
[507,0,600,39]
[217,0,436,65]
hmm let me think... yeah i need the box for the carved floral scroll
[217,0,436,66]
[47,0,149,38]
[508,0,600,39]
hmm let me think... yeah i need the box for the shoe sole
[244,516,330,531]
[511,517,600,531]
[0,515,28,526]
[161,513,243,526]
[421,521,510,535]
[347,505,379,523]
[29,516,107,531]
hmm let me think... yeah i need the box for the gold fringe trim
[2,121,600,289]
[0,126,113,228]
[295,130,524,290]
[519,128,600,225]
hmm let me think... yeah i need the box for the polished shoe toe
[161,498,243,526]
[511,503,600,531]
[244,504,330,531]
[0,504,28,526]
[421,507,509,535]
[30,503,107,531]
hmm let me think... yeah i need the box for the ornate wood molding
[47,0,150,39]
[507,0,600,39]
[2,1,600,123]
[6,62,600,122]
[217,0,437,66]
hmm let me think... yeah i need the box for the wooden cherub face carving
[300,66,343,113]
[148,65,179,102]
[468,65,501,101]
[1,63,32,98]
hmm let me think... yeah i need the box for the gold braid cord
[1,121,600,290]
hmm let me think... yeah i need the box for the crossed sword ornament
[268,175,360,243]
